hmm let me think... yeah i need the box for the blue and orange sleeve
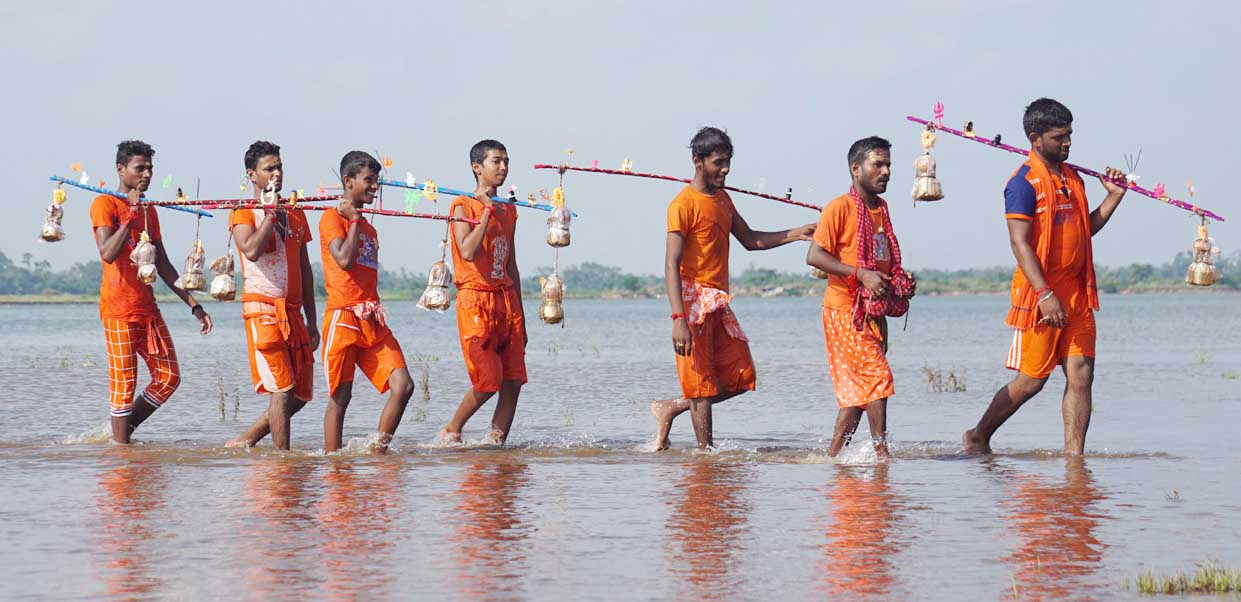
[1004,167,1036,221]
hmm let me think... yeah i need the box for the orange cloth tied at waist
[243,299,313,377]
[142,316,168,357]
[346,301,388,328]
[682,279,747,342]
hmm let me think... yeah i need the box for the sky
[2,0,1237,277]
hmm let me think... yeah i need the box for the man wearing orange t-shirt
[225,141,319,450]
[439,140,528,445]
[807,137,903,458]
[650,127,816,450]
[963,98,1128,455]
[319,151,414,453]
[89,140,213,444]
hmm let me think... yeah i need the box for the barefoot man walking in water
[963,98,1128,455]
[651,127,815,450]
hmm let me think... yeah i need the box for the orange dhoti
[103,315,180,417]
[243,300,314,401]
[822,307,893,409]
[321,307,406,396]
[456,287,527,393]
[1006,286,1096,379]
[675,309,757,400]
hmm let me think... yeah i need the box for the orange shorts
[103,315,180,417]
[675,310,756,399]
[321,308,407,396]
[822,307,894,408]
[456,287,527,393]
[1006,287,1096,379]
[244,307,314,401]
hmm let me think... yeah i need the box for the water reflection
[1001,457,1110,600]
[317,459,405,601]
[93,454,167,601]
[665,461,753,599]
[819,464,903,598]
[241,460,320,597]
[450,458,533,600]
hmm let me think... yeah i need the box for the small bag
[208,253,236,301]
[417,260,453,312]
[539,273,565,325]
[176,240,207,291]
[41,189,67,242]
[129,231,158,285]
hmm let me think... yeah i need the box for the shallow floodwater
[0,294,1238,601]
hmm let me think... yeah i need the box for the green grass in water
[1129,563,1241,594]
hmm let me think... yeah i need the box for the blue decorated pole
[49,176,214,218]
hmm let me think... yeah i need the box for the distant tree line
[2,250,1236,297]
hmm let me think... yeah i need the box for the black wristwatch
[190,304,204,316]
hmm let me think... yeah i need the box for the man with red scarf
[963,98,1128,455]
[807,136,907,458]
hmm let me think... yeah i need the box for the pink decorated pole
[532,164,823,211]
[906,116,1224,222]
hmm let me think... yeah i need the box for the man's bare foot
[651,400,677,451]
[482,427,506,446]
[369,432,393,454]
[437,428,463,445]
[874,442,890,460]
[962,429,992,454]
[225,438,251,449]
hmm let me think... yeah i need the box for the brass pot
[540,300,564,324]
[1186,262,1218,286]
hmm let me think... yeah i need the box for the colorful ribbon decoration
[48,176,213,217]
[531,164,823,211]
[378,178,579,216]
[905,116,1225,222]
[188,201,478,224]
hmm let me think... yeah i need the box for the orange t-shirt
[813,194,892,310]
[1004,166,1087,288]
[449,195,518,291]
[667,186,735,292]
[319,208,380,310]
[229,208,312,306]
[90,195,162,322]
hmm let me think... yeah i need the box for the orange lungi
[822,307,893,408]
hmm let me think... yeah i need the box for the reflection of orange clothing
[321,308,405,395]
[449,195,518,291]
[90,195,162,322]
[666,463,750,594]
[232,208,315,400]
[822,307,893,408]
[820,466,899,597]
[319,209,380,310]
[813,194,892,311]
[456,288,527,393]
[1003,464,1107,600]
[104,316,180,416]
[452,461,531,599]
[1006,287,1096,379]
[667,186,735,292]
[1004,152,1098,330]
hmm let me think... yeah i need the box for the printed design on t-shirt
[357,233,379,270]
[1053,202,1075,225]
[490,236,509,280]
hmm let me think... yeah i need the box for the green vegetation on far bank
[1,249,1236,304]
